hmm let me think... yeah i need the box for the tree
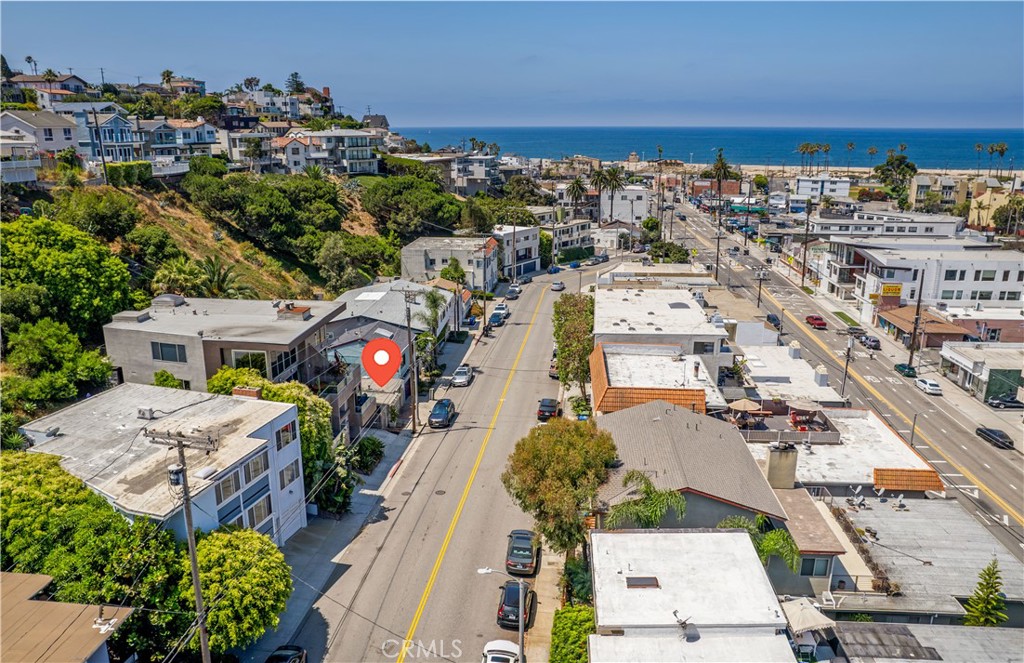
[605,470,687,529]
[601,166,626,225]
[873,153,918,198]
[161,69,174,88]
[243,76,260,92]
[991,197,1024,234]
[918,190,943,214]
[820,194,834,211]
[867,145,878,163]
[24,55,37,75]
[963,558,1008,627]
[460,196,491,232]
[52,186,142,241]
[501,419,617,554]
[55,146,81,170]
[589,169,608,221]
[41,68,57,91]
[552,293,594,398]
[753,174,769,194]
[1,217,131,335]
[188,154,228,178]
[846,141,856,173]
[987,143,997,175]
[285,71,305,95]
[361,175,462,236]
[503,175,555,205]
[975,142,985,175]
[152,369,184,388]
[0,54,11,79]
[439,257,466,284]
[316,232,398,293]
[152,256,204,295]
[186,529,292,653]
[0,282,50,342]
[972,199,990,227]
[994,142,1008,177]
[550,605,594,663]
[413,289,446,371]
[821,143,831,171]
[566,176,588,218]
[176,94,224,120]
[242,136,265,172]
[717,514,800,573]
[539,230,553,269]
[303,164,324,180]
[198,255,257,299]
[898,142,907,154]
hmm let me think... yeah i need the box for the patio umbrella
[781,597,835,635]
[728,398,761,412]
[787,399,822,412]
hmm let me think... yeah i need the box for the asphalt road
[668,198,1024,558]
[294,271,570,662]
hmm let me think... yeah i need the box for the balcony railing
[1,156,41,169]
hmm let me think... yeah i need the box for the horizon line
[398,125,1024,131]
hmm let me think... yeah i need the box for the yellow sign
[869,293,879,302]
[881,283,903,297]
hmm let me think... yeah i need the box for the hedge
[106,161,153,187]
[550,605,594,663]
[557,246,594,263]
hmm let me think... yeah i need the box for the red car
[805,315,827,330]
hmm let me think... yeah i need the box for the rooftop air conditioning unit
[138,407,155,420]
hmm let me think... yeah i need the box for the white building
[588,530,795,663]
[526,205,556,225]
[811,210,962,238]
[216,128,273,171]
[271,134,322,173]
[401,236,500,292]
[22,383,308,545]
[550,217,593,254]
[492,224,541,277]
[795,173,851,201]
[600,184,649,223]
[1,109,77,153]
[769,191,789,211]
[305,128,378,175]
[455,154,500,196]
[0,130,40,184]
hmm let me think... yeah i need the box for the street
[668,198,1024,558]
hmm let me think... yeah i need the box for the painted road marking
[865,375,881,383]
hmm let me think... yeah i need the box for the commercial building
[596,262,717,289]
[735,342,846,409]
[933,304,1024,343]
[401,236,500,292]
[22,383,308,545]
[588,530,796,663]
[875,305,969,348]
[492,224,541,277]
[939,341,1024,401]
[810,210,962,238]
[599,184,649,223]
[795,173,852,201]
[589,344,724,414]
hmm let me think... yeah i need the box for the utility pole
[755,268,769,308]
[402,291,420,430]
[90,106,109,185]
[907,266,926,368]
[99,67,105,86]
[840,335,854,397]
[145,429,217,663]
[714,152,724,282]
[800,200,815,288]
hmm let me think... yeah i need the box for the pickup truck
[805,315,827,330]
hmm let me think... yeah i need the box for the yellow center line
[397,288,548,662]
[765,290,1024,525]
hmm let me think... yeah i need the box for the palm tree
[152,257,203,296]
[566,176,588,219]
[867,145,878,163]
[605,470,687,529]
[304,117,331,132]
[898,143,908,154]
[24,56,37,76]
[161,69,174,89]
[995,142,1008,177]
[41,68,58,92]
[603,166,627,238]
[413,289,446,371]
[589,168,608,224]
[303,164,324,180]
[718,514,800,573]
[807,143,820,174]
[243,76,260,92]
[198,256,256,299]
[845,142,855,174]
[987,143,997,176]
[973,199,990,228]
[886,148,897,159]
[820,194,834,211]
[821,143,831,172]
[975,143,984,175]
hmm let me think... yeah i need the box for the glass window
[269,347,297,379]
[897,226,906,233]
[247,494,272,527]
[943,269,958,281]
[940,290,955,299]
[979,270,996,282]
[151,342,187,363]
[243,451,269,483]
[279,459,300,488]
[907,226,918,233]
[925,226,934,232]
[275,420,298,450]
[231,350,267,375]
[1003,270,1011,281]
[43,128,53,140]
[215,471,240,504]
[63,128,72,139]
[987,329,1002,341]
[999,291,1021,301]
[970,291,993,301]
[800,557,830,577]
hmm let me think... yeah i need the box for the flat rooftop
[861,247,1022,265]
[835,498,1024,615]
[22,384,293,519]
[600,344,726,409]
[703,288,764,322]
[403,235,491,251]
[105,297,343,346]
[836,622,1024,663]
[828,236,991,250]
[940,341,1024,370]
[594,288,727,338]
[747,409,931,486]
[939,306,1024,322]
[739,344,845,404]
[591,530,786,631]
[589,633,796,663]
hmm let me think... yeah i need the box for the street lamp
[908,410,936,447]
[478,567,527,662]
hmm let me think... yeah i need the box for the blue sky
[3,2,1022,128]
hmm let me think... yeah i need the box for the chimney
[814,364,829,387]
[765,444,799,489]
[232,386,263,400]
[693,362,700,378]
[788,340,801,359]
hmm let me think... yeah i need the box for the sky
[3,1,1022,128]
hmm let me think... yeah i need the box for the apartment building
[599,184,649,223]
[401,236,500,292]
[795,173,852,201]
[909,174,970,210]
[811,210,962,238]
[305,128,378,175]
[454,154,500,196]
[551,216,594,254]
[492,224,541,277]
[216,127,273,171]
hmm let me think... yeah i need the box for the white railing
[741,430,843,444]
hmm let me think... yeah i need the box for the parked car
[504,289,519,300]
[976,427,1015,449]
[517,275,533,284]
[593,253,609,263]
[805,315,827,330]
[451,364,474,387]
[505,529,539,575]
[537,398,561,421]
[986,394,1024,409]
[482,640,520,663]
[845,326,867,337]
[489,312,505,327]
[915,378,943,396]
[766,313,781,329]
[550,281,566,291]
[428,399,456,428]
[568,261,581,269]
[494,303,510,319]
[548,360,559,379]
[496,580,534,630]
[860,336,881,350]
[547,265,561,274]
[894,363,917,377]
[265,646,307,663]
[584,257,600,266]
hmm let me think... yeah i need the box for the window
[231,350,267,375]
[279,459,300,488]
[43,128,53,141]
[800,557,830,577]
[1003,270,1011,281]
[215,471,240,504]
[243,451,269,483]
[944,269,958,281]
[925,226,934,233]
[291,147,300,155]
[1018,271,1024,282]
[247,493,272,527]
[970,291,993,301]
[897,226,906,233]
[692,341,715,355]
[270,347,298,379]
[909,290,916,300]
[620,195,627,201]
[275,420,298,450]
[907,226,918,233]
[63,128,72,140]
[151,342,187,363]
[975,270,996,281]
[998,291,1022,301]
[182,131,192,140]
[986,329,1002,342]
[885,226,894,232]
[427,258,436,267]
[911,269,919,281]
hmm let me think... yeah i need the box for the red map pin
[361,338,402,387]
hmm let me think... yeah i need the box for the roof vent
[625,576,660,589]
[195,466,217,480]
[151,293,186,308]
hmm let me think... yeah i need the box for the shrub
[561,557,592,604]
[351,435,385,474]
[53,186,143,241]
[152,369,184,389]
[550,605,594,663]
[106,161,153,187]
[188,154,228,178]
[558,246,594,263]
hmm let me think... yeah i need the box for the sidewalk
[524,546,563,663]
[241,428,413,663]
[415,328,479,428]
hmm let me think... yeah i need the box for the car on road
[505,529,539,575]
[975,427,1015,449]
[504,289,519,300]
[844,326,867,337]
[451,364,474,387]
[537,398,561,421]
[986,394,1024,409]
[489,311,505,327]
[860,336,881,350]
[593,253,609,263]
[265,646,307,663]
[494,303,511,319]
[805,315,827,330]
[428,399,456,428]
[766,313,781,329]
[482,640,520,663]
[915,378,943,395]
[894,363,917,377]
[584,257,600,266]
[496,580,534,630]
[631,245,645,253]
[550,281,566,291]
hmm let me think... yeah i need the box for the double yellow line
[765,291,1024,525]
[396,288,548,662]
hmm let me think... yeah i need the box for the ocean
[398,127,1023,171]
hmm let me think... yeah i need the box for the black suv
[976,427,1014,449]
[428,399,455,428]
[505,529,539,576]
[537,398,561,421]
